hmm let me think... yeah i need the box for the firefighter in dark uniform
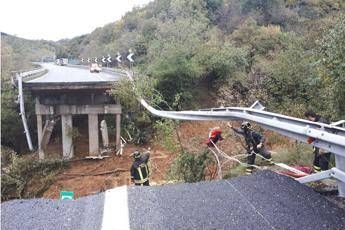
[130,150,150,186]
[304,110,331,172]
[228,121,272,174]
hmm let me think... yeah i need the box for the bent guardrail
[12,67,47,151]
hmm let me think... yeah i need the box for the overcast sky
[0,0,153,41]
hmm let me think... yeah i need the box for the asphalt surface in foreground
[1,193,105,230]
[2,171,345,230]
[128,170,345,230]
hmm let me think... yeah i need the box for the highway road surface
[2,171,345,230]
[25,63,123,83]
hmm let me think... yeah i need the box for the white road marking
[94,73,105,81]
[101,186,130,230]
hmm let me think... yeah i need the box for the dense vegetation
[58,0,344,120]
[0,34,65,200]
[1,146,67,201]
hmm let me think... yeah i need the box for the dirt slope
[43,145,175,199]
[43,120,292,199]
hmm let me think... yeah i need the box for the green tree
[319,15,345,118]
[110,76,164,144]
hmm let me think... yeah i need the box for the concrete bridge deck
[26,63,123,83]
[24,63,124,90]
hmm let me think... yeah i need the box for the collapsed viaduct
[22,63,124,159]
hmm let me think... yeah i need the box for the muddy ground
[34,120,297,199]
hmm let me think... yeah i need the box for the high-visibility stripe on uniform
[138,166,144,180]
[245,170,252,175]
[246,168,253,174]
[134,163,149,184]
[313,165,321,172]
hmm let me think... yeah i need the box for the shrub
[154,119,178,152]
[110,77,158,144]
[1,156,67,201]
[272,142,313,166]
[167,150,213,183]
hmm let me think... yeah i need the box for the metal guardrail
[17,75,34,151]
[331,120,345,127]
[140,99,345,156]
[11,67,47,151]
[12,68,47,86]
[19,68,47,78]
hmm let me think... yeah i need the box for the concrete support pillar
[41,120,56,153]
[37,115,44,160]
[116,114,121,150]
[88,114,99,156]
[100,120,109,148]
[61,114,73,159]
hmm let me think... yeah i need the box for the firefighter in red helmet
[206,126,224,147]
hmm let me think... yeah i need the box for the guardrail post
[335,155,345,197]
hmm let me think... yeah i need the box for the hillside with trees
[57,0,344,119]
[2,0,345,152]
[1,0,345,200]
[54,0,345,147]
